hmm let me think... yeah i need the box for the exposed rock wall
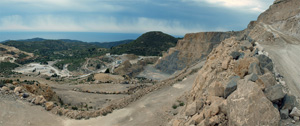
[155,32,239,74]
[246,0,300,44]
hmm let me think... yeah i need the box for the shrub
[172,104,178,109]
[71,106,78,110]
[179,102,185,106]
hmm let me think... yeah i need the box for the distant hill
[3,40,106,61]
[91,39,133,48]
[110,31,178,56]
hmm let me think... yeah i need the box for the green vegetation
[3,40,107,71]
[0,62,19,75]
[91,39,133,48]
[110,31,178,56]
[179,102,185,106]
[172,104,178,109]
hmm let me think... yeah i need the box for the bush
[179,102,185,106]
[172,104,178,109]
[71,106,78,110]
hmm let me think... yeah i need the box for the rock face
[155,32,239,74]
[227,81,280,126]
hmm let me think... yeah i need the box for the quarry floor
[0,70,197,126]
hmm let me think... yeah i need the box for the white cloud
[0,15,207,35]
[0,0,125,12]
[182,0,272,12]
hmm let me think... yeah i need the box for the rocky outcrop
[155,32,239,74]
[170,38,286,126]
[227,80,280,126]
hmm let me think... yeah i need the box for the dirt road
[260,24,300,97]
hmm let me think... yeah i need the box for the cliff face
[247,0,300,44]
[155,32,238,74]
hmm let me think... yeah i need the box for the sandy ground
[0,70,197,126]
[263,44,300,96]
[0,95,65,126]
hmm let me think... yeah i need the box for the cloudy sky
[0,0,274,36]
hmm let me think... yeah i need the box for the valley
[1,0,300,126]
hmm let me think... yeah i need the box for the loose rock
[264,84,286,102]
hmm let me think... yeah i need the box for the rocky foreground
[170,37,299,125]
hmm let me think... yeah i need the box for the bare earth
[0,70,197,126]
[63,73,197,126]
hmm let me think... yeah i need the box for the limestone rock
[248,62,262,75]
[258,55,273,73]
[208,81,224,97]
[282,94,298,111]
[221,57,231,70]
[227,81,280,126]
[33,95,46,105]
[230,51,241,60]
[14,86,23,94]
[45,102,54,111]
[204,102,220,118]
[185,102,197,116]
[280,109,289,119]
[224,76,240,98]
[245,73,258,82]
[258,72,276,89]
[264,84,286,102]
[290,107,300,117]
[172,119,181,126]
[1,86,9,92]
[233,57,258,78]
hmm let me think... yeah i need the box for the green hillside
[91,39,134,48]
[110,31,178,56]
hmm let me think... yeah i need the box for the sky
[0,0,274,41]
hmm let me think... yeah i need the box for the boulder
[280,109,289,119]
[294,116,300,121]
[22,93,29,98]
[208,81,224,97]
[258,55,273,73]
[172,119,181,126]
[227,81,280,126]
[241,41,253,50]
[282,94,298,111]
[14,86,23,94]
[248,62,262,75]
[221,57,231,70]
[234,57,258,78]
[45,102,55,111]
[33,95,46,105]
[264,84,286,102]
[290,107,300,117]
[204,103,219,118]
[258,72,276,89]
[230,51,241,60]
[224,76,240,98]
[185,101,197,116]
[1,86,9,92]
[245,73,258,82]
